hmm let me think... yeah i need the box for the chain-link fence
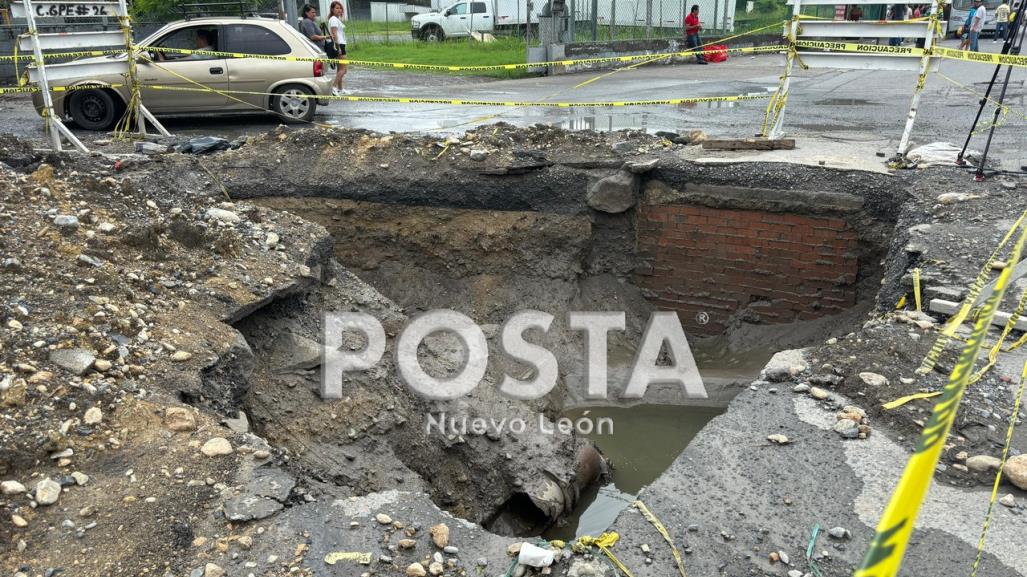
[335,0,783,46]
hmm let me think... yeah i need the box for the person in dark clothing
[888,3,907,46]
[299,4,327,49]
[684,5,708,64]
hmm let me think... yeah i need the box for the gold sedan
[32,16,334,130]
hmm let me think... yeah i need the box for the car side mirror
[444,10,451,16]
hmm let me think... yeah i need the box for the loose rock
[999,494,1016,508]
[828,527,850,539]
[376,513,393,525]
[165,407,197,432]
[1,480,27,495]
[84,407,103,426]
[587,171,638,214]
[763,350,808,382]
[200,437,233,457]
[1002,454,1027,490]
[833,419,860,439]
[34,478,61,505]
[859,372,888,387]
[49,348,96,376]
[406,563,427,577]
[810,387,830,400]
[430,523,450,548]
[966,455,1002,473]
[205,208,241,224]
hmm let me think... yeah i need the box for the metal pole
[286,0,297,28]
[23,0,61,151]
[712,0,719,34]
[592,0,598,39]
[610,0,615,39]
[117,0,144,136]
[722,0,729,32]
[767,0,801,139]
[570,0,576,40]
[645,0,652,38]
[896,0,940,156]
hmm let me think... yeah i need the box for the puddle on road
[544,343,774,541]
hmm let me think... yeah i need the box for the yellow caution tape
[917,210,1027,374]
[634,500,687,577]
[0,82,125,95]
[139,43,788,72]
[934,46,1027,68]
[324,551,373,565]
[896,294,908,310]
[796,40,927,57]
[141,84,773,107]
[881,391,942,410]
[0,84,40,94]
[855,220,1027,577]
[576,533,633,577]
[969,355,1027,577]
[0,49,123,62]
[913,268,922,313]
[967,287,1027,385]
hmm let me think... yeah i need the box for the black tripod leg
[973,12,1027,178]
[957,4,1027,165]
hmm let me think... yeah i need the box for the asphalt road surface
[1,37,1024,169]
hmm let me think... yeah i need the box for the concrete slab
[694,134,896,174]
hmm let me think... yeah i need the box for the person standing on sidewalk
[969,0,987,51]
[299,5,328,49]
[959,4,977,50]
[328,1,348,96]
[995,1,1011,41]
[685,5,708,64]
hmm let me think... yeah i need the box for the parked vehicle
[947,0,1004,36]
[410,0,552,40]
[32,17,333,130]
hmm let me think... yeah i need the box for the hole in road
[245,154,899,538]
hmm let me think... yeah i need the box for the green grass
[346,19,413,35]
[347,37,533,78]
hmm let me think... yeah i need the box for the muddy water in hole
[545,344,775,541]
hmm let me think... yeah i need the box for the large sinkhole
[234,157,901,540]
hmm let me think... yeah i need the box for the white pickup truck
[410,0,544,41]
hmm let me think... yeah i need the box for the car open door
[138,24,230,112]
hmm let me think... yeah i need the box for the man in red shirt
[685,5,708,64]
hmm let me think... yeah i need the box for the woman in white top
[328,1,348,96]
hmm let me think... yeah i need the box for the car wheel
[422,25,445,42]
[68,89,121,131]
[271,84,316,123]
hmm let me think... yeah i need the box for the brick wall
[635,204,859,336]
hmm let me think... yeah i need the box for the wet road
[1,37,1024,168]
